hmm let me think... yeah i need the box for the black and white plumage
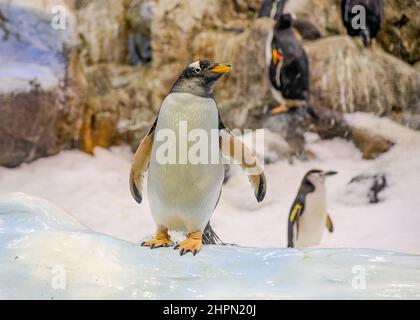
[287,169,337,248]
[258,0,284,18]
[129,60,267,255]
[266,13,310,114]
[341,0,383,47]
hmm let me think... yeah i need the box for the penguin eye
[195,68,201,73]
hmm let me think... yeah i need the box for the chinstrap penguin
[287,169,337,248]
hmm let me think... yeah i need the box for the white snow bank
[345,112,420,145]
[1,193,420,299]
[1,113,420,254]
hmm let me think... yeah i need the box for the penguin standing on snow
[130,60,267,256]
[288,169,337,248]
[266,12,310,115]
[341,0,383,47]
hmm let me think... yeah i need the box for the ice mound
[1,193,419,299]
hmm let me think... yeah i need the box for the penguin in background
[130,60,267,256]
[266,11,311,116]
[258,0,284,18]
[288,169,337,248]
[341,0,383,47]
[259,0,321,40]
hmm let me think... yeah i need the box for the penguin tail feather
[202,222,224,245]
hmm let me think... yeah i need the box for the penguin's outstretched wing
[218,119,266,202]
[287,197,304,248]
[129,118,157,204]
[326,214,334,233]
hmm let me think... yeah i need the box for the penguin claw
[180,249,194,256]
[174,233,203,256]
[141,238,174,249]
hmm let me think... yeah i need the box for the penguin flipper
[129,119,157,204]
[326,214,334,233]
[287,201,304,247]
[219,128,267,202]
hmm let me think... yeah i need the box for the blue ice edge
[0,193,419,299]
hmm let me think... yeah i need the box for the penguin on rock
[266,12,311,116]
[130,60,267,256]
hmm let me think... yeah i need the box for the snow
[0,113,420,255]
[1,193,420,299]
[345,112,420,145]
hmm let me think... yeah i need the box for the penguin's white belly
[147,92,224,233]
[295,189,327,247]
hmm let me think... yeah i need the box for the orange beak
[209,63,232,74]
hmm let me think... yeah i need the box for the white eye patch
[189,60,201,72]
[189,61,201,69]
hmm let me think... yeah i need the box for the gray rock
[376,0,420,65]
[305,36,420,130]
[76,0,128,66]
[0,1,87,167]
[284,0,345,37]
[126,0,156,64]
[263,108,314,160]
[348,173,387,204]
[351,128,394,160]
[80,64,156,153]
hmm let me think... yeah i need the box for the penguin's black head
[274,13,294,30]
[304,169,338,188]
[271,14,293,67]
[170,60,232,98]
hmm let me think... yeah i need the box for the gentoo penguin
[266,13,310,115]
[287,169,337,248]
[341,0,383,47]
[130,60,267,256]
